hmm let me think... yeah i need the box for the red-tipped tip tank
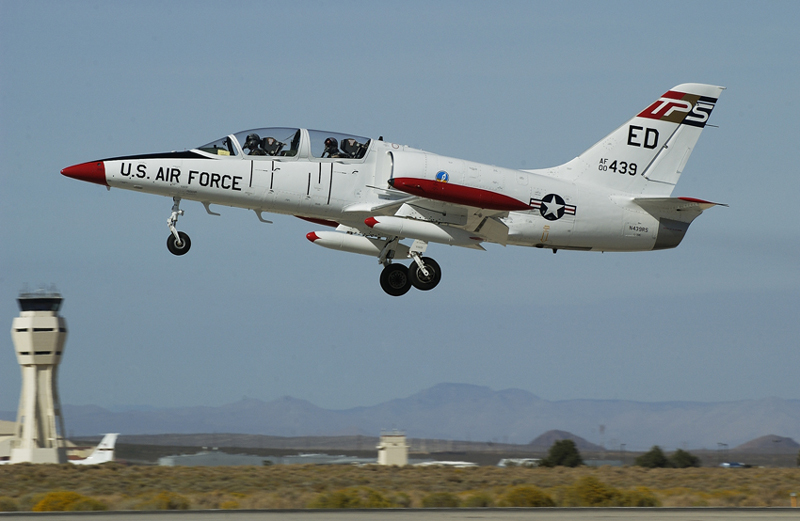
[61,161,107,186]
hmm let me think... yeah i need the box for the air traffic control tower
[8,291,68,464]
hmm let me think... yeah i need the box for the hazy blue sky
[1,1,798,414]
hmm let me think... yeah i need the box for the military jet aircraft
[62,83,725,296]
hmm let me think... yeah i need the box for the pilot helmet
[324,137,338,148]
[244,133,261,149]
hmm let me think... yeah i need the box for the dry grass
[0,464,798,510]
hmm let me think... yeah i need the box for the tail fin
[70,433,118,465]
[546,83,724,196]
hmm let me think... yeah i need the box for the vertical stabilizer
[544,84,724,196]
[71,433,118,465]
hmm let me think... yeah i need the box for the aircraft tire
[408,257,441,291]
[166,231,191,256]
[380,263,412,296]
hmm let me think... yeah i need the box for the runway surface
[0,509,797,520]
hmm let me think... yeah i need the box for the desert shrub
[390,491,411,508]
[563,476,621,506]
[670,449,701,468]
[635,446,669,468]
[421,491,460,507]
[561,477,661,507]
[16,493,48,511]
[1,463,797,510]
[308,487,391,509]
[740,495,767,507]
[132,491,190,510]
[31,491,106,511]
[618,487,661,506]
[709,489,748,506]
[360,488,392,508]
[499,486,555,507]
[462,491,494,507]
[192,491,224,509]
[0,497,18,511]
[539,440,583,467]
[308,488,356,508]
[219,500,239,509]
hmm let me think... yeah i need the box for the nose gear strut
[166,197,191,256]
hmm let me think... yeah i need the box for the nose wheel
[166,197,191,256]
[167,231,191,256]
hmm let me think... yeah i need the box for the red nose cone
[306,232,319,242]
[364,217,379,228]
[61,161,107,186]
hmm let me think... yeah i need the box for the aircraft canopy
[196,128,371,160]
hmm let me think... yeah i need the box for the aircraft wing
[343,189,509,247]
[342,194,416,215]
[632,196,727,223]
[397,199,509,246]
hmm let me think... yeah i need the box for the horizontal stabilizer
[632,196,727,223]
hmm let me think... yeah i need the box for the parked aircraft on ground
[0,433,118,465]
[62,84,725,295]
[69,433,118,465]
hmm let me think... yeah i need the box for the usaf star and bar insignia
[529,194,576,221]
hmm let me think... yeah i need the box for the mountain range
[1,384,797,450]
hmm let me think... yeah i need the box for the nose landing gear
[167,231,191,256]
[166,197,191,256]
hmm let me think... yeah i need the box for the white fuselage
[103,136,656,253]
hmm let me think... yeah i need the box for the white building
[377,431,408,466]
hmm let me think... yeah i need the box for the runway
[0,508,796,520]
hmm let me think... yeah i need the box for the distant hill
[529,429,604,451]
[733,435,799,453]
[1,384,798,450]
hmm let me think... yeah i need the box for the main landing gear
[379,256,441,296]
[166,197,191,256]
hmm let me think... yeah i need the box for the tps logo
[638,91,717,128]
[435,170,449,183]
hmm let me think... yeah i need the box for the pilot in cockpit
[323,137,344,158]
[243,133,267,155]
